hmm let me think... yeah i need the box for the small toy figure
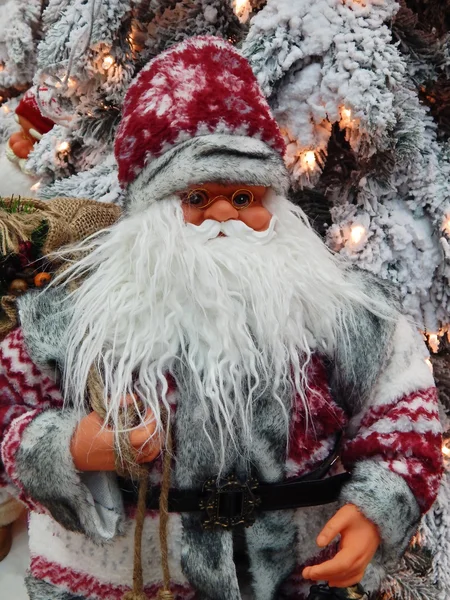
[6,87,55,171]
[0,37,443,600]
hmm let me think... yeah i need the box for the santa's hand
[71,407,161,471]
[129,409,162,464]
[302,504,381,588]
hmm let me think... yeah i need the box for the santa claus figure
[6,86,55,171]
[0,37,443,600]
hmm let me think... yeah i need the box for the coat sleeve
[0,327,124,543]
[339,315,443,563]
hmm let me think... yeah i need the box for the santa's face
[181,183,272,233]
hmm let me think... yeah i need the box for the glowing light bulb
[425,357,433,372]
[233,0,251,22]
[428,333,439,353]
[68,77,77,88]
[342,108,352,120]
[442,443,450,458]
[57,141,70,153]
[102,55,115,70]
[341,107,353,128]
[443,217,450,235]
[30,181,41,192]
[300,150,317,172]
[2,105,9,114]
[350,225,365,244]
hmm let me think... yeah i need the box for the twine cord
[157,409,174,600]
[87,367,174,600]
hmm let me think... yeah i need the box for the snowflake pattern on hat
[115,36,286,187]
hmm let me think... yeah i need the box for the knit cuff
[2,408,124,542]
[340,460,421,564]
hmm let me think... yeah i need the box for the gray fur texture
[26,575,87,600]
[329,272,397,418]
[18,287,72,377]
[340,460,421,563]
[173,360,294,599]
[245,376,297,598]
[246,510,297,600]
[181,514,241,600]
[15,409,124,543]
[125,133,290,214]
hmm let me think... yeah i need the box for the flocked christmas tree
[0,1,450,598]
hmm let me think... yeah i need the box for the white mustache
[185,216,278,244]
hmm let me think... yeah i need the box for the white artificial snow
[0,0,43,89]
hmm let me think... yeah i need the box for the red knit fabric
[115,36,286,187]
[341,386,443,512]
[287,355,346,476]
[31,555,196,600]
[0,328,62,481]
[0,327,62,509]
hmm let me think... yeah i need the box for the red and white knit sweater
[0,319,443,600]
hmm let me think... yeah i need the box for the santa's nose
[204,199,239,222]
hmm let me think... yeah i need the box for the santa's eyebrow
[197,147,272,161]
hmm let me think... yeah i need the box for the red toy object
[6,86,55,171]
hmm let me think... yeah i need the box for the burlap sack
[0,196,122,340]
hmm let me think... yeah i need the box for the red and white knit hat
[115,36,289,211]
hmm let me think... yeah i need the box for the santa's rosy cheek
[181,204,204,225]
[239,206,272,231]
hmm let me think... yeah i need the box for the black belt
[120,436,350,530]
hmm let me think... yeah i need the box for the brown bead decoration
[8,279,28,296]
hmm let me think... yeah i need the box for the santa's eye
[232,190,254,209]
[186,189,210,208]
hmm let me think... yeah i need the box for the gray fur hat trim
[125,133,290,213]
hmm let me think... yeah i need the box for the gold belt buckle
[199,474,260,530]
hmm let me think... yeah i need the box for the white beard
[56,192,392,470]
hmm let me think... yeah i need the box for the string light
[425,357,433,372]
[300,150,317,172]
[57,141,70,153]
[68,77,77,88]
[342,108,352,120]
[443,216,450,235]
[340,106,353,128]
[102,55,115,70]
[2,104,9,114]
[428,333,440,353]
[350,225,366,244]
[30,181,41,192]
[442,442,450,458]
[233,0,251,22]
